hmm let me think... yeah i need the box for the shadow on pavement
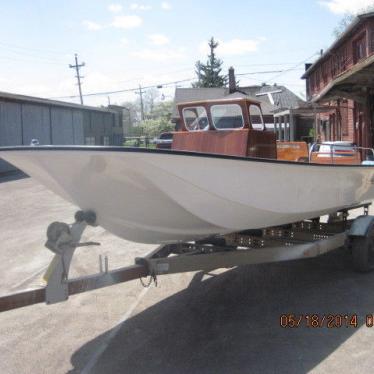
[0,171,28,184]
[69,248,374,374]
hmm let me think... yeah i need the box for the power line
[49,63,312,101]
[0,41,70,56]
[236,70,284,76]
[0,41,70,66]
[0,46,65,63]
[234,62,300,67]
[0,53,66,65]
[69,54,85,104]
[50,78,195,99]
[264,52,319,84]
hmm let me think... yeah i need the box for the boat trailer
[1,204,374,313]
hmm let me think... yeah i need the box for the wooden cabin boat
[173,97,277,159]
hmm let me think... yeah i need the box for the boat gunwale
[1,145,374,168]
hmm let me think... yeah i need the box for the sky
[0,0,373,107]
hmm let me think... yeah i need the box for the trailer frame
[1,203,374,313]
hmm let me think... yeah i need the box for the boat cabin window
[211,104,244,130]
[249,105,265,130]
[182,106,209,131]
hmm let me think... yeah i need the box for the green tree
[120,101,140,135]
[139,118,174,138]
[128,100,174,138]
[147,101,173,121]
[193,37,227,88]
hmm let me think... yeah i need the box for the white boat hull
[1,146,374,244]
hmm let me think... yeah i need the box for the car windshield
[319,144,356,153]
[159,133,173,140]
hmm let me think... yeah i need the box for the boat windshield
[182,106,209,131]
[211,104,244,130]
[249,105,265,130]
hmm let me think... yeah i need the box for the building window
[340,47,347,71]
[315,69,320,89]
[331,55,337,77]
[371,30,374,53]
[102,136,110,145]
[321,120,330,141]
[310,73,315,93]
[85,136,95,145]
[322,62,328,84]
[340,100,349,136]
[353,34,367,63]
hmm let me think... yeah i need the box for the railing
[309,51,373,97]
[309,143,374,164]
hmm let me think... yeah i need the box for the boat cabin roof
[177,97,262,108]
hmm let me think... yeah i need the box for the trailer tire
[352,236,374,272]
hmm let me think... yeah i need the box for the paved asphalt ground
[1,174,374,373]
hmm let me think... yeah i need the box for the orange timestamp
[279,314,374,328]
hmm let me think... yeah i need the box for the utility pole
[69,53,85,105]
[136,85,146,121]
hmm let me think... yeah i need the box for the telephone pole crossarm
[69,53,85,105]
[135,85,146,121]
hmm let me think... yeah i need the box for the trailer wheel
[352,236,374,272]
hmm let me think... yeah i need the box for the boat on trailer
[1,97,374,244]
[3,97,374,312]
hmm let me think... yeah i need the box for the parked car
[310,141,361,165]
[153,132,173,149]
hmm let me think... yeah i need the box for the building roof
[0,90,119,113]
[302,11,374,78]
[240,85,304,112]
[172,85,305,119]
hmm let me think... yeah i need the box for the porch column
[285,115,289,141]
[289,111,295,141]
[279,116,284,141]
[283,116,287,141]
[276,117,280,140]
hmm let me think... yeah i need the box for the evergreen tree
[193,37,227,88]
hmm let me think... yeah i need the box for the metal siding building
[0,91,123,173]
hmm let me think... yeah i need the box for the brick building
[302,12,374,151]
